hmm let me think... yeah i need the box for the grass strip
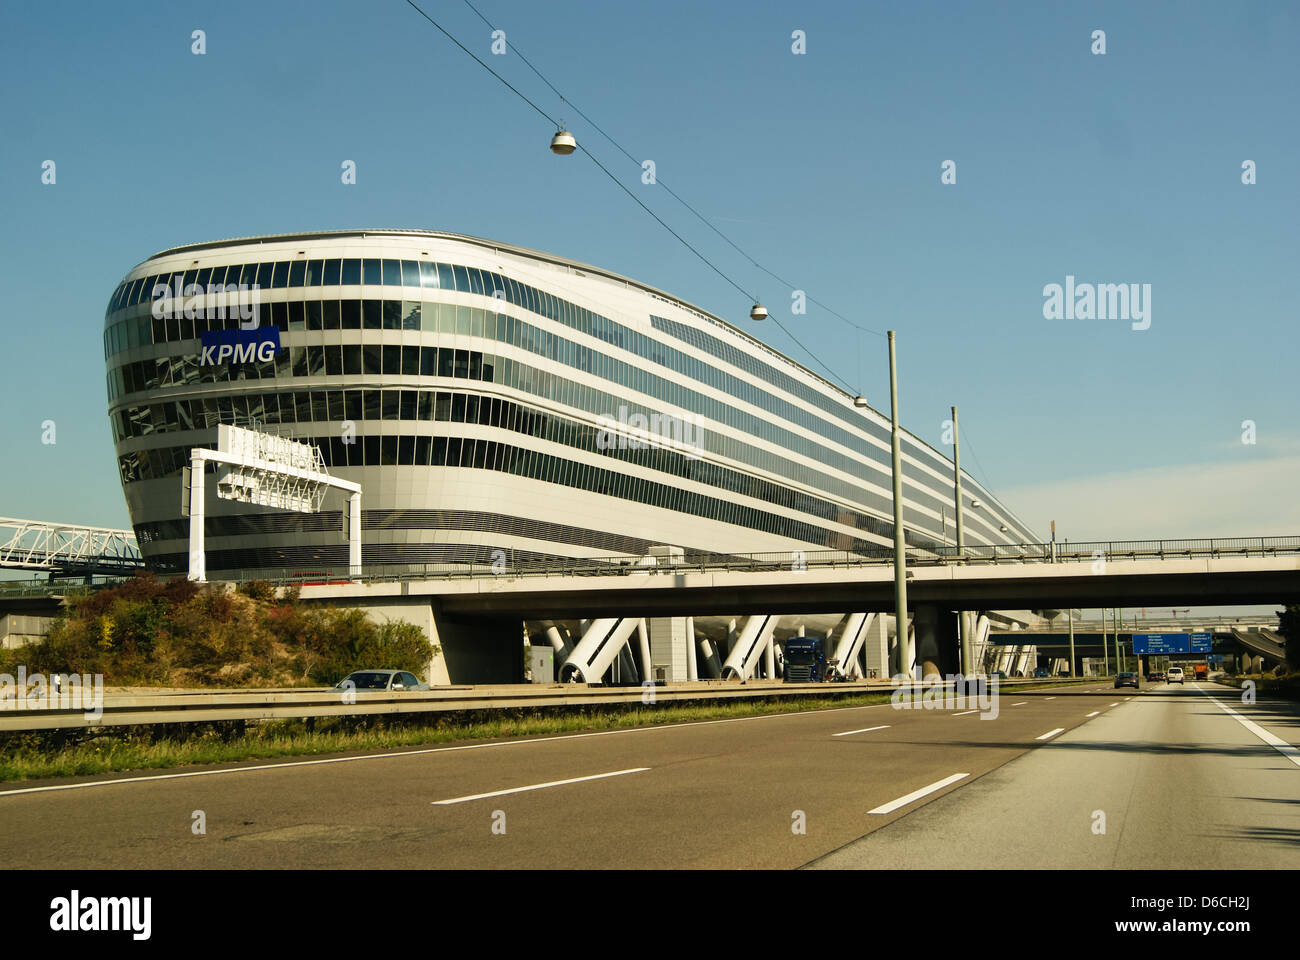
[0,678,1101,783]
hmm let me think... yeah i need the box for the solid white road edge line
[868,773,969,815]
[1200,691,1300,770]
[432,767,650,805]
[1086,711,1100,717]
[1036,728,1065,740]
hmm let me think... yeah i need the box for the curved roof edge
[137,228,839,400]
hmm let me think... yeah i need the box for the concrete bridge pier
[862,612,890,679]
[429,604,523,684]
[914,606,960,678]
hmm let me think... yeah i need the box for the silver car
[335,670,429,692]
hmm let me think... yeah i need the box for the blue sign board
[1132,632,1215,654]
[1133,633,1188,654]
[199,327,282,365]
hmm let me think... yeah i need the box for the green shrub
[4,573,437,687]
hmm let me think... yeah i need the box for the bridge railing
[7,535,1296,593]
[212,534,1300,586]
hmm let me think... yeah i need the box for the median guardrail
[0,676,1093,732]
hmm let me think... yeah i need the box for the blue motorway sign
[1133,633,1188,654]
[1132,632,1214,654]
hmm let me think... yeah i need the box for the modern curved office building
[103,229,1037,579]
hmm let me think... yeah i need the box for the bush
[3,573,437,688]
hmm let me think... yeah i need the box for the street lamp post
[888,331,911,679]
[1068,607,1076,678]
[952,405,972,675]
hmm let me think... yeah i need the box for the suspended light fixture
[749,303,768,321]
[853,396,868,408]
[550,127,577,155]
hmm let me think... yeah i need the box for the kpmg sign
[1132,632,1214,655]
[199,327,282,365]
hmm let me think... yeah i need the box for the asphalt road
[1,680,1295,868]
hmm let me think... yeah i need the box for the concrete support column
[685,617,698,681]
[764,631,775,680]
[636,618,652,681]
[862,612,889,680]
[347,491,362,580]
[914,605,946,679]
[697,634,722,679]
[187,452,205,583]
[960,611,974,675]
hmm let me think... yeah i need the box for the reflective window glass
[401,261,420,287]
[382,259,401,285]
[467,268,484,296]
[323,300,340,329]
[363,259,382,284]
[382,344,400,375]
[305,260,324,286]
[382,300,401,330]
[420,261,438,288]
[342,345,362,375]
[362,300,381,329]
[453,265,469,291]
[341,300,361,329]
[272,262,290,287]
[256,262,274,289]
[437,263,455,290]
[402,301,420,330]
[323,259,341,285]
[342,259,362,284]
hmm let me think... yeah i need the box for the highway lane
[809,682,1300,869]
[0,680,1112,868]
[4,681,1279,869]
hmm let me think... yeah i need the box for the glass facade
[105,233,1036,573]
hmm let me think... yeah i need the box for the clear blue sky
[1,0,1296,544]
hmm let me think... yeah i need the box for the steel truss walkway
[0,517,144,575]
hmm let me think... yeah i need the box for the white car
[1167,667,1184,684]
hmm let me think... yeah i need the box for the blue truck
[783,637,831,682]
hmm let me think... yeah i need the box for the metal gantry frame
[0,517,143,573]
[186,427,361,583]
